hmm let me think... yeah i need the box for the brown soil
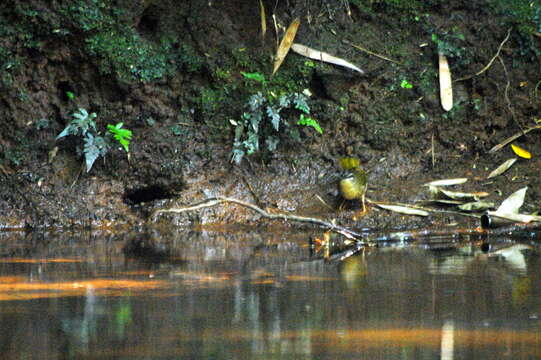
[0,0,540,232]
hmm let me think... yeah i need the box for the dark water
[0,229,539,359]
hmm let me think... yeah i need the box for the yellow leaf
[511,143,532,159]
[272,18,300,76]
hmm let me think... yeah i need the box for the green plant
[66,91,75,100]
[431,31,466,58]
[56,108,132,172]
[297,114,323,134]
[107,122,132,152]
[56,108,97,139]
[231,90,322,164]
[400,79,413,89]
[241,71,267,83]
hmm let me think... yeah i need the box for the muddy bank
[0,0,540,231]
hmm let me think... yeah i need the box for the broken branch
[151,196,366,242]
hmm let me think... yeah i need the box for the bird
[338,157,368,218]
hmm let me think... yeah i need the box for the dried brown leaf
[272,18,300,75]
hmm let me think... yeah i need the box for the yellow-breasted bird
[338,157,368,217]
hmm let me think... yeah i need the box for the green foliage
[231,90,321,164]
[66,91,75,100]
[349,0,437,16]
[85,29,168,82]
[0,133,31,167]
[0,45,19,89]
[82,132,109,173]
[400,79,413,89]
[176,43,204,73]
[431,31,467,59]
[241,71,267,83]
[56,109,132,172]
[491,0,541,35]
[490,0,541,58]
[1,1,207,83]
[107,123,132,153]
[297,114,323,134]
[56,108,97,140]
[34,118,50,130]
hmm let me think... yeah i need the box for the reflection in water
[0,229,539,359]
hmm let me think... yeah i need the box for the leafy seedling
[297,114,323,134]
[107,122,132,152]
[400,79,413,89]
[56,108,97,140]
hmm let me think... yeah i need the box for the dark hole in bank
[124,185,174,205]
[137,6,160,36]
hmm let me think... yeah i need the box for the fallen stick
[488,125,541,153]
[151,196,366,242]
[151,196,541,252]
[343,39,401,64]
[455,28,512,82]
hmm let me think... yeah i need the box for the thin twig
[535,80,541,100]
[241,174,263,208]
[315,194,334,211]
[343,39,401,64]
[455,28,512,82]
[498,55,524,131]
[431,133,435,168]
[488,125,541,153]
[151,196,365,242]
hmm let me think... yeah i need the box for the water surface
[0,229,539,359]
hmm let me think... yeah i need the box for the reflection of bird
[339,157,368,217]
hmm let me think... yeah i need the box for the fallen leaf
[423,178,468,186]
[417,199,464,205]
[486,211,541,224]
[434,187,489,201]
[495,187,527,214]
[375,203,429,216]
[290,43,364,74]
[511,143,532,159]
[272,18,300,75]
[458,201,495,211]
[487,158,517,179]
[439,54,453,111]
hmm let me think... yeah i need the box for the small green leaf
[107,122,132,153]
[241,71,266,83]
[400,79,413,89]
[297,114,323,134]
